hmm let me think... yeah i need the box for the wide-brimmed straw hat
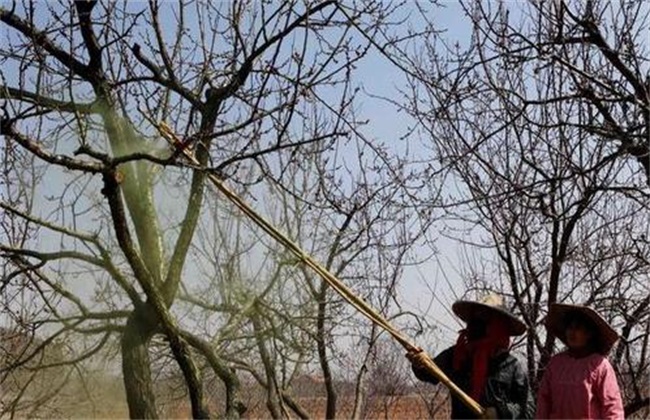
[452,293,527,336]
[545,303,619,354]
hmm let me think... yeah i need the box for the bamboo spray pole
[156,122,486,418]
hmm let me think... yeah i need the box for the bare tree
[395,0,650,417]
[1,0,441,418]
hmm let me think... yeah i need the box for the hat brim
[452,301,527,336]
[545,303,619,354]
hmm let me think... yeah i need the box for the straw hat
[452,293,527,336]
[545,303,619,354]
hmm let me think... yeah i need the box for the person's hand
[405,347,428,370]
[483,406,498,419]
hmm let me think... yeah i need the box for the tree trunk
[251,310,284,419]
[350,362,367,420]
[316,282,337,419]
[122,311,157,419]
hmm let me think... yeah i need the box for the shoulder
[540,351,568,376]
[547,351,570,367]
[433,346,456,363]
[574,353,609,370]
[590,353,610,367]
[551,350,570,360]
[588,354,615,375]
[438,346,456,358]
[498,351,525,369]
[493,351,527,379]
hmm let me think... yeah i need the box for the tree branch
[74,1,103,72]
[130,43,202,108]
[0,120,105,173]
[0,6,92,80]
[0,85,98,114]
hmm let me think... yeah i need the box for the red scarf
[452,320,511,400]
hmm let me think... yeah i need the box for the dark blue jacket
[412,346,534,419]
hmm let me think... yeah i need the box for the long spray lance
[155,122,487,418]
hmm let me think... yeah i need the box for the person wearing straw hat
[535,303,624,419]
[407,293,534,419]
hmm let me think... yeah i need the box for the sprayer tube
[157,122,487,418]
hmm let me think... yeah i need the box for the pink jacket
[536,351,624,419]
